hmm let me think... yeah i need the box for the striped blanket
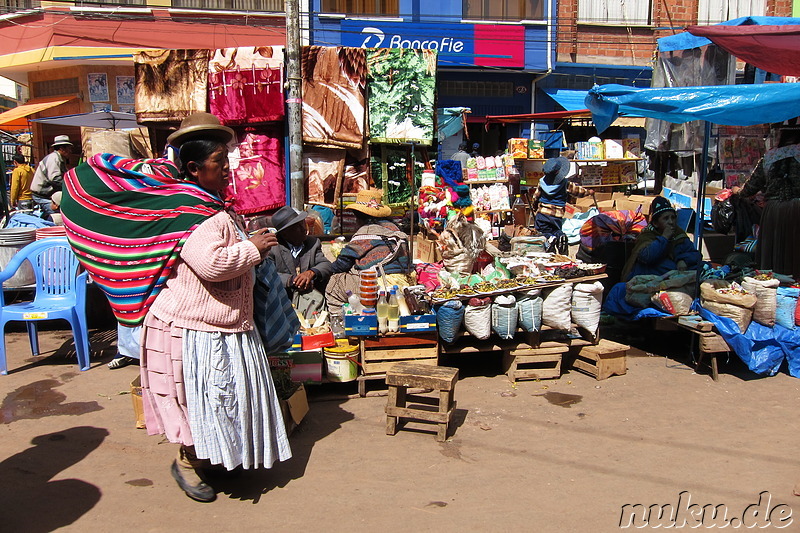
[61,154,224,326]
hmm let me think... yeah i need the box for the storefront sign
[341,21,525,68]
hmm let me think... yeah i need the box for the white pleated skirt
[182,328,292,471]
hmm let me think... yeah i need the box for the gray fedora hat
[271,206,308,233]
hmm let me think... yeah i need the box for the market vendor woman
[325,189,412,323]
[621,196,702,280]
[733,127,800,278]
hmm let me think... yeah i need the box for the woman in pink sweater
[140,113,291,502]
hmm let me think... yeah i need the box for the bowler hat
[543,156,570,182]
[52,135,73,148]
[271,205,308,233]
[167,112,234,148]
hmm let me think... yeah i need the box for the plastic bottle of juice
[376,291,389,334]
[387,288,400,332]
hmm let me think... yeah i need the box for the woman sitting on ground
[621,196,702,280]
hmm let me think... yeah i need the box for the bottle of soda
[376,291,389,334]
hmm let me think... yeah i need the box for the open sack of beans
[700,280,757,333]
[741,275,780,327]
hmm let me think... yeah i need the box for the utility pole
[286,0,303,210]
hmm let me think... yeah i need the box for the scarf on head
[61,153,225,326]
[621,225,690,281]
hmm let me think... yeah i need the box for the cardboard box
[596,199,616,212]
[344,314,378,336]
[564,203,577,218]
[614,199,645,214]
[622,138,641,159]
[528,139,545,159]
[603,139,624,159]
[508,138,528,158]
[301,331,335,351]
[131,376,146,430]
[280,384,309,436]
[414,234,441,263]
[594,192,613,202]
[269,350,323,384]
[399,314,437,333]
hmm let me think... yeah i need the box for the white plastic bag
[464,297,492,340]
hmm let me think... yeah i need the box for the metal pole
[285,0,304,210]
[693,121,712,248]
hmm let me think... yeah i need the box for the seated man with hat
[532,156,593,254]
[31,135,73,221]
[266,205,333,319]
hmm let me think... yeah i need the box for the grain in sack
[464,296,492,340]
[776,287,799,330]
[542,283,573,331]
[516,289,543,332]
[436,300,465,344]
[741,276,780,327]
[572,281,604,337]
[492,294,518,340]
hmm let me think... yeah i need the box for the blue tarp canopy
[542,88,589,111]
[585,82,800,133]
[658,16,800,52]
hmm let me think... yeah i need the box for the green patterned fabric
[367,49,437,146]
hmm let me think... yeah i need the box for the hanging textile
[61,154,223,326]
[227,126,285,215]
[301,46,366,150]
[367,49,437,145]
[304,147,345,207]
[342,146,372,195]
[134,49,210,124]
[437,107,470,142]
[208,46,285,125]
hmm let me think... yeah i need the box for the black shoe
[556,235,569,255]
[171,460,216,502]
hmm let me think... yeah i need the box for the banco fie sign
[341,20,525,68]
[358,26,465,54]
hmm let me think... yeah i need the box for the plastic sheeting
[437,107,470,142]
[586,83,800,134]
[658,16,800,52]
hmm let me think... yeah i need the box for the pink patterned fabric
[209,47,284,125]
[227,128,286,215]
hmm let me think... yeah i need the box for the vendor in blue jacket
[621,196,702,280]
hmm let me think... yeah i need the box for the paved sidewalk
[1,326,799,532]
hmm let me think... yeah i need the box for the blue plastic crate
[344,314,378,336]
[399,314,437,333]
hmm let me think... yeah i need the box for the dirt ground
[1,323,799,533]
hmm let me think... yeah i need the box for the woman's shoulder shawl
[61,153,225,326]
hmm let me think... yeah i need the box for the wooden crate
[570,339,628,380]
[501,343,567,382]
[361,333,438,376]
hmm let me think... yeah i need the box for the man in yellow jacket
[10,154,34,210]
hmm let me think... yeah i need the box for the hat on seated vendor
[346,189,392,218]
[621,196,703,280]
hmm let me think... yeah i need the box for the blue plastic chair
[0,237,89,375]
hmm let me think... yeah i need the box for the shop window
[320,0,399,16]
[463,0,544,21]
[0,0,39,11]
[697,0,765,24]
[440,80,514,98]
[577,0,652,25]
[32,78,79,98]
[172,0,283,10]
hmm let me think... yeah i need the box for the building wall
[28,64,134,162]
[558,0,794,66]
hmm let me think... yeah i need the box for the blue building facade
[309,0,558,156]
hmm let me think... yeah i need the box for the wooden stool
[570,339,629,380]
[385,363,458,442]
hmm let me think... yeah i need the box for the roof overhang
[0,8,287,84]
[0,95,77,130]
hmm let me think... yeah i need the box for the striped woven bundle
[61,153,224,326]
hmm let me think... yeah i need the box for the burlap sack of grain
[741,276,780,327]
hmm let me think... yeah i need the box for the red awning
[484,109,592,125]
[0,11,286,54]
[687,24,800,76]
